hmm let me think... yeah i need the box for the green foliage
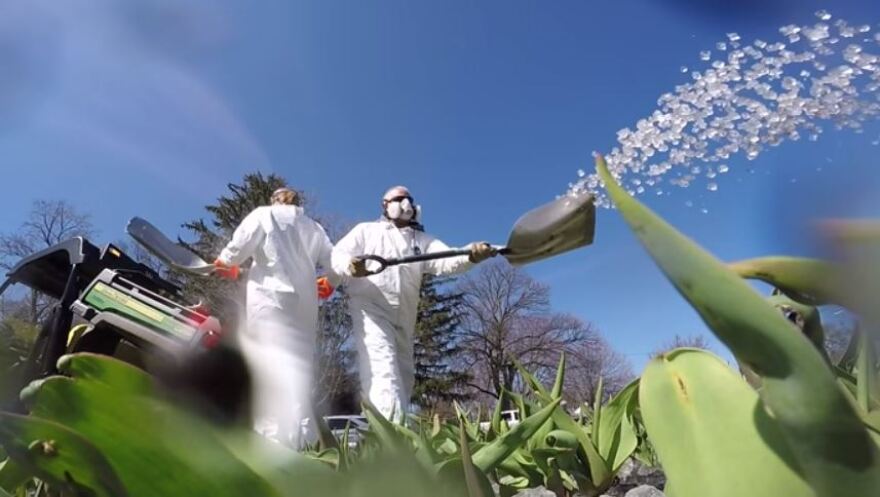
[490,355,642,497]
[0,353,472,497]
[0,319,36,408]
[597,154,880,497]
[728,256,839,306]
[640,349,812,497]
[0,412,129,497]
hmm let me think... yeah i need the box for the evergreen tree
[412,274,471,414]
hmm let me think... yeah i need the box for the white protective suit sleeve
[424,237,474,276]
[218,209,266,266]
[316,224,342,287]
[331,224,365,280]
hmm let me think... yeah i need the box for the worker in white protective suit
[214,187,339,448]
[332,186,496,421]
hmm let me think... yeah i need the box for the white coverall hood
[332,219,474,421]
[218,204,338,446]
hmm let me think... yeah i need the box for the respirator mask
[385,197,415,221]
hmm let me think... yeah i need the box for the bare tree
[454,260,631,407]
[0,200,95,324]
[650,333,713,359]
[564,337,633,405]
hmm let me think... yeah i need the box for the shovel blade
[127,217,214,275]
[503,191,595,266]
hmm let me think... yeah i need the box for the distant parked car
[478,409,521,432]
[326,414,369,447]
[300,415,369,449]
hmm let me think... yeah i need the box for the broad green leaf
[823,220,880,330]
[313,412,340,453]
[498,483,523,497]
[0,458,28,494]
[856,332,878,415]
[867,411,880,437]
[458,413,489,497]
[728,257,839,305]
[591,376,604,448]
[596,379,639,472]
[308,448,339,467]
[551,353,566,400]
[548,407,610,488]
[56,353,154,396]
[339,424,351,471]
[21,373,279,497]
[545,430,578,450]
[764,294,825,354]
[436,458,494,497]
[839,329,862,370]
[490,390,506,441]
[496,451,542,482]
[544,458,566,496]
[598,155,880,496]
[462,404,482,441]
[361,400,411,451]
[341,452,449,497]
[414,431,443,472]
[528,355,566,452]
[436,437,458,456]
[505,390,529,419]
[431,414,441,439]
[640,349,812,497]
[214,430,334,492]
[0,413,127,497]
[471,398,560,472]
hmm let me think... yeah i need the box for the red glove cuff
[213,259,240,280]
[317,276,335,299]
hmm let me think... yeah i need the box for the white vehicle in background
[478,409,521,432]
[326,415,369,447]
[300,415,369,449]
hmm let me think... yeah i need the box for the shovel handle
[359,247,508,276]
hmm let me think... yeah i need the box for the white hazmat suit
[332,219,475,421]
[218,203,337,446]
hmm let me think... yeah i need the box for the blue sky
[2,0,879,371]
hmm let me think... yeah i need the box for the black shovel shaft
[359,247,509,275]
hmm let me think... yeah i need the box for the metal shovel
[359,191,595,275]
[127,217,216,276]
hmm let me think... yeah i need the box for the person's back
[214,187,337,448]
[244,204,332,303]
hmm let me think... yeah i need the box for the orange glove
[317,276,334,300]
[213,259,240,280]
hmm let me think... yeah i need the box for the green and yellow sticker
[84,282,194,341]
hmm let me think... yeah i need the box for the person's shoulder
[245,205,271,220]
[295,210,326,230]
[352,220,387,232]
